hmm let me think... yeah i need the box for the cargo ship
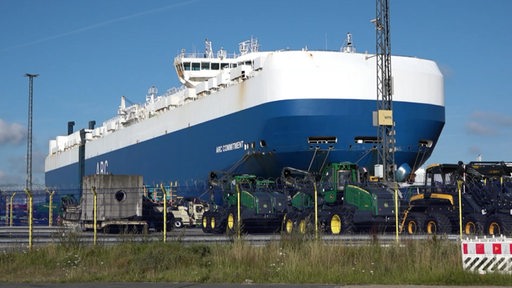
[44,35,445,195]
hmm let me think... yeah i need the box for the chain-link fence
[0,188,78,227]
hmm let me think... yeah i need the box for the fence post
[93,186,97,245]
[9,192,16,227]
[313,181,319,240]
[160,184,167,243]
[236,181,241,239]
[4,195,8,226]
[394,185,399,243]
[46,189,55,227]
[24,188,33,250]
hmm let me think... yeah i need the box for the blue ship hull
[45,98,444,195]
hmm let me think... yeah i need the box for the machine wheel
[298,218,307,234]
[404,212,425,235]
[463,216,483,235]
[341,208,355,234]
[173,218,183,229]
[424,212,451,235]
[297,213,314,234]
[282,212,297,235]
[166,214,175,232]
[211,212,226,234]
[327,212,343,235]
[485,215,512,236]
[201,211,212,233]
[226,210,240,235]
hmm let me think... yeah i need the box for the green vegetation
[0,234,511,285]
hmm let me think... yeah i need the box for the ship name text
[216,140,244,153]
[96,160,109,174]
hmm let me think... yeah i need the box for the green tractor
[201,173,287,234]
[282,162,400,235]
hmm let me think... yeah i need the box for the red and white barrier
[461,237,512,274]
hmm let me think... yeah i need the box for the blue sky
[1,0,511,187]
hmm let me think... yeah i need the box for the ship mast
[374,0,396,181]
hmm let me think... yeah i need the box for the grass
[0,233,511,285]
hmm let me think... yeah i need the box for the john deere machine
[201,173,287,234]
[282,162,401,235]
[402,161,512,236]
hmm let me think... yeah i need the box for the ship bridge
[174,38,262,87]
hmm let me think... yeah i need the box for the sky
[1,0,511,188]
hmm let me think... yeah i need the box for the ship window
[221,63,229,69]
[308,136,337,144]
[183,62,191,71]
[192,62,200,71]
[201,62,209,70]
[354,136,379,144]
[211,63,220,70]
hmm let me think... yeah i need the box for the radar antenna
[205,39,213,58]
[341,32,356,53]
[146,85,158,103]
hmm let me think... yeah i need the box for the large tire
[173,218,183,229]
[404,212,425,235]
[327,212,343,235]
[340,208,355,234]
[463,216,483,235]
[201,211,212,233]
[282,212,297,235]
[485,215,512,236]
[226,210,241,235]
[166,213,175,232]
[211,212,226,234]
[424,212,451,235]
[298,213,310,235]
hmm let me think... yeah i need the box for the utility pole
[25,73,38,191]
[374,0,395,182]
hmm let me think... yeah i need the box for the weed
[0,236,511,285]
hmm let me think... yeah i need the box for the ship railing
[175,51,239,60]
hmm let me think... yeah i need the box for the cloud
[465,121,496,136]
[0,169,25,188]
[468,146,481,156]
[0,119,26,145]
[0,148,46,188]
[466,110,512,136]
[472,111,512,126]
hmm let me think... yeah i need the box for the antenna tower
[375,0,396,181]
